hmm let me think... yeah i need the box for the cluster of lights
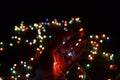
[60,32,115,80]
[64,63,86,80]
[0,17,81,54]
[0,17,118,80]
[102,52,117,71]
[0,42,4,52]
[88,34,110,61]
[86,34,118,80]
[89,34,109,43]
[10,57,34,79]
[0,17,82,79]
[52,26,86,80]
[65,32,84,57]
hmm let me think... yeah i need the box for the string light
[0,17,116,80]
[107,78,111,80]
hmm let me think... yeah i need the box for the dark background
[0,0,119,49]
[0,0,120,77]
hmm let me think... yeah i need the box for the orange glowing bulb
[0,48,3,51]
[17,41,20,44]
[109,65,114,70]
[36,47,40,51]
[102,34,106,38]
[20,61,23,64]
[78,67,81,70]
[71,17,74,20]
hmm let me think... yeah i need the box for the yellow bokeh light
[14,64,17,67]
[43,35,47,38]
[78,67,81,70]
[88,54,92,57]
[88,55,94,61]
[42,47,45,50]
[95,35,98,39]
[29,42,32,45]
[89,56,93,61]
[75,43,79,46]
[75,17,80,21]
[79,28,83,32]
[52,21,55,24]
[34,23,38,27]
[58,23,61,26]
[64,23,67,26]
[102,34,106,38]
[30,57,34,61]
[92,51,97,54]
[38,25,42,28]
[105,53,109,57]
[90,41,93,44]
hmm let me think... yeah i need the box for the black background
[0,0,119,49]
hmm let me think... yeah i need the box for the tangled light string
[0,17,83,79]
[0,17,81,52]
[0,17,115,80]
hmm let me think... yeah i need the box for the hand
[33,29,87,80]
[52,39,87,80]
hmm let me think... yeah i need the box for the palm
[34,27,87,80]
[52,31,87,80]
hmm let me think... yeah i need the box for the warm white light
[0,77,3,80]
[95,35,98,39]
[30,57,34,61]
[78,67,81,70]
[102,34,106,38]
[78,74,83,79]
[0,42,3,45]
[90,35,93,38]
[75,43,79,46]
[107,78,111,80]
[79,28,83,32]
[14,64,17,67]
[18,75,21,78]
[100,40,103,43]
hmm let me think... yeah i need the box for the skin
[31,28,88,80]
